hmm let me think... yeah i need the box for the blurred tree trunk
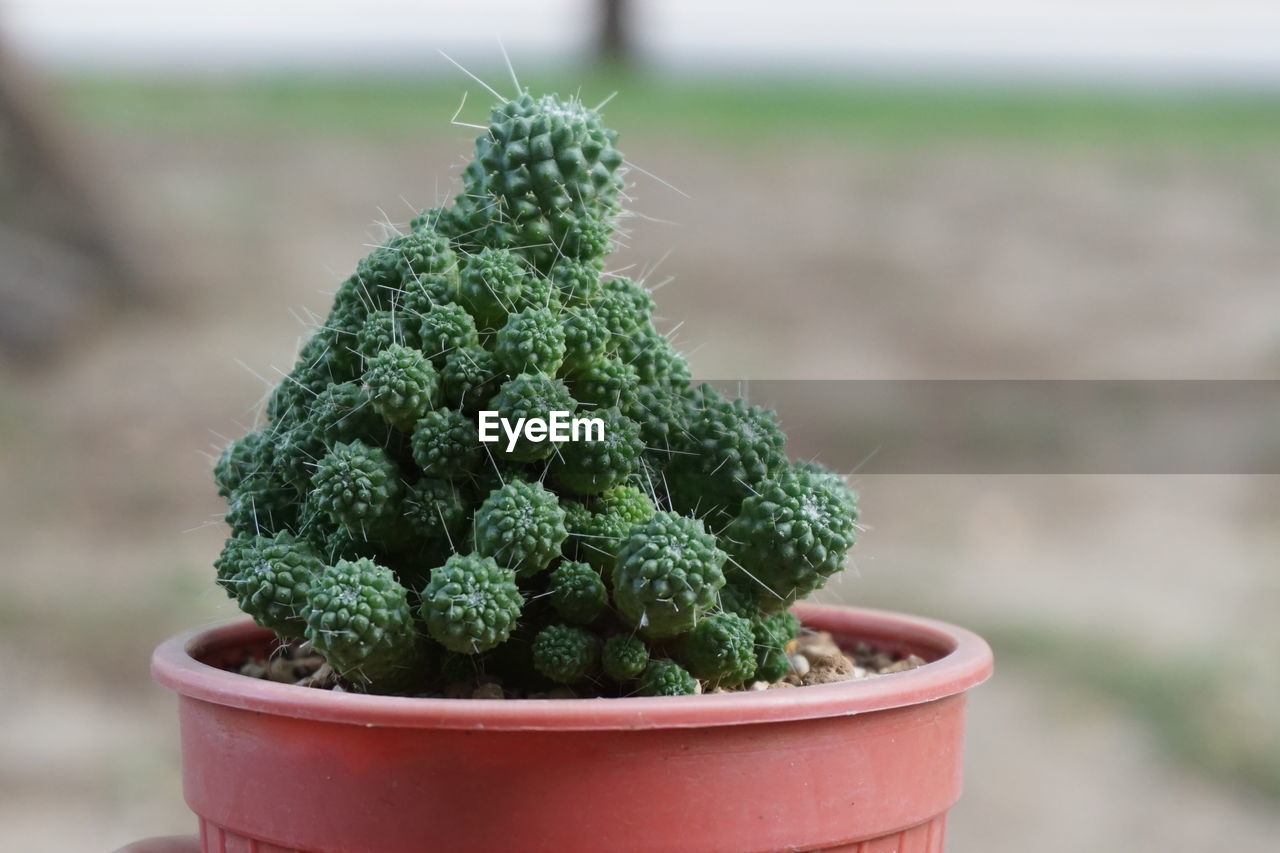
[596,0,633,65]
[0,39,143,363]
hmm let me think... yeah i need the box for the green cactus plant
[532,623,601,684]
[611,510,727,639]
[211,89,859,696]
[601,633,649,682]
[419,553,524,654]
[638,658,699,697]
[304,557,425,692]
[680,611,758,686]
[230,532,321,637]
[474,479,568,577]
[545,560,608,625]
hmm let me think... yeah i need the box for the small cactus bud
[546,560,608,625]
[612,511,726,638]
[474,480,568,577]
[532,623,600,684]
[419,553,524,654]
[601,633,649,682]
[362,343,441,432]
[304,557,424,692]
[311,440,403,539]
[681,612,757,686]
[638,658,698,697]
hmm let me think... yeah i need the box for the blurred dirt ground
[0,76,1277,851]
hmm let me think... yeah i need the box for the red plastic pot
[152,603,991,852]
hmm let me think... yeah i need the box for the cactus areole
[209,89,865,698]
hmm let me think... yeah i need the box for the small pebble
[266,656,297,683]
[238,660,267,679]
[232,630,923,697]
[471,683,505,700]
[881,654,926,674]
[802,651,855,686]
[295,663,335,689]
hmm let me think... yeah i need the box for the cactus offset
[532,623,601,684]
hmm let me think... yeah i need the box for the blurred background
[1,1,1277,850]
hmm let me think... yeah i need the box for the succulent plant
[611,511,727,639]
[549,406,643,495]
[546,559,608,625]
[447,92,625,272]
[402,478,469,553]
[419,553,523,654]
[667,386,788,522]
[362,343,441,432]
[473,480,568,577]
[494,307,567,376]
[601,633,649,682]
[752,609,802,683]
[456,247,529,328]
[561,483,657,570]
[211,90,859,696]
[411,409,482,479]
[439,344,500,411]
[722,462,859,611]
[230,532,321,636]
[532,623,600,684]
[639,658,699,697]
[357,310,420,362]
[486,373,578,462]
[418,303,480,363]
[680,611,757,686]
[310,440,403,541]
[304,557,424,692]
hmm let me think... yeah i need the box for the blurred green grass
[56,71,1280,150]
[988,625,1280,803]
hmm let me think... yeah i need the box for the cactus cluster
[212,90,859,696]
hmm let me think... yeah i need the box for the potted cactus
[151,90,992,852]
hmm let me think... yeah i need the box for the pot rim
[152,602,992,731]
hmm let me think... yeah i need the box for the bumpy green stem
[211,90,860,697]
